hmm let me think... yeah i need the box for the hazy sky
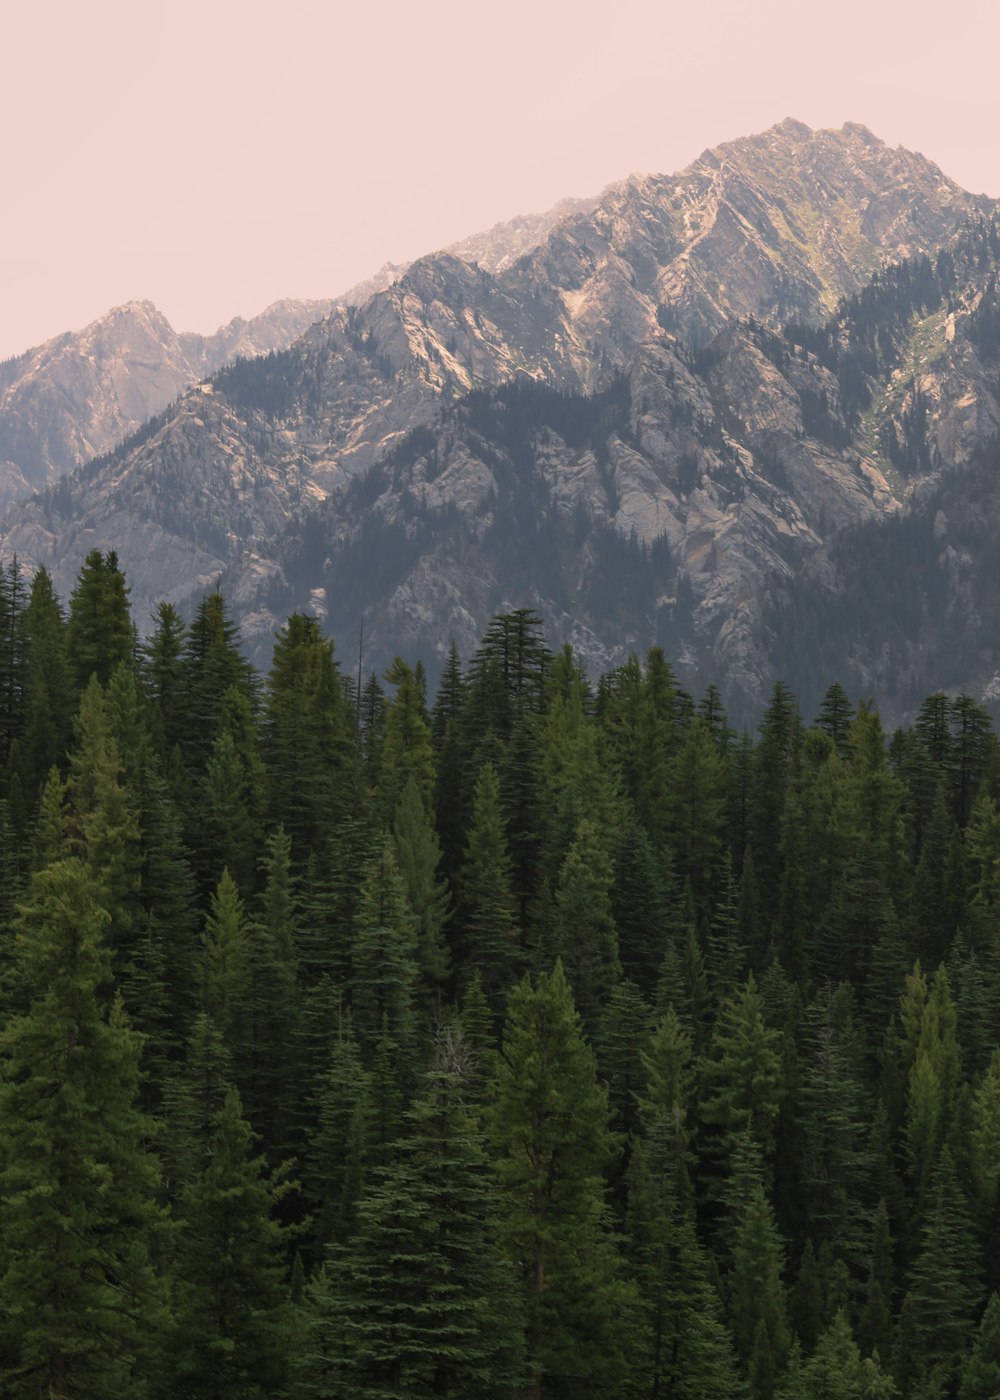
[3,0,999,360]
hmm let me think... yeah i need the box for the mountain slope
[0,120,992,713]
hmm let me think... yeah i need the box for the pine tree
[750,681,800,929]
[628,1005,747,1398]
[7,566,73,820]
[858,1199,896,1367]
[667,715,728,921]
[549,817,621,1038]
[59,675,144,979]
[816,682,855,759]
[960,1292,1000,1400]
[305,1009,371,1255]
[178,588,257,775]
[169,1087,296,1400]
[905,965,962,1202]
[489,963,638,1398]
[141,600,187,757]
[726,1139,792,1399]
[457,759,521,1011]
[700,973,784,1188]
[302,1052,525,1399]
[431,640,469,888]
[0,858,166,1397]
[263,613,353,859]
[906,1148,984,1382]
[66,548,136,692]
[380,656,436,818]
[199,869,253,1081]
[596,978,654,1146]
[349,839,418,1064]
[798,983,873,1279]
[611,809,671,994]
[794,1311,897,1400]
[240,828,301,1157]
[105,663,199,1087]
[392,773,450,1014]
[535,644,622,889]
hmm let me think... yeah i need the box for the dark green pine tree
[0,858,166,1398]
[169,1086,296,1400]
[797,983,873,1281]
[379,656,436,819]
[301,1052,525,1399]
[708,847,746,1001]
[700,973,784,1191]
[457,759,521,1012]
[598,654,671,861]
[105,663,199,1089]
[141,600,188,758]
[816,682,855,760]
[629,1007,747,1399]
[392,773,450,1017]
[358,670,387,790]
[159,1011,233,1199]
[596,979,654,1148]
[349,839,419,1066]
[970,1048,1000,1253]
[726,1139,792,1400]
[667,715,728,923]
[199,868,253,1084]
[304,1008,372,1257]
[611,808,671,995]
[177,588,258,776]
[950,693,994,829]
[0,558,28,770]
[489,962,638,1398]
[906,1148,985,1389]
[858,1198,896,1369]
[239,828,302,1158]
[198,686,267,896]
[430,640,469,889]
[65,548,136,692]
[912,782,959,968]
[60,675,143,975]
[6,565,74,822]
[791,1311,896,1400]
[960,1292,1000,1400]
[534,644,622,892]
[263,613,354,859]
[292,816,377,1131]
[549,817,622,1038]
[749,681,800,930]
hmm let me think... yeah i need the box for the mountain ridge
[2,119,995,717]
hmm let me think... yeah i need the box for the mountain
[285,214,1000,719]
[0,190,606,517]
[0,298,338,512]
[0,120,993,714]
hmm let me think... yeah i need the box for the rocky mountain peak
[2,120,996,719]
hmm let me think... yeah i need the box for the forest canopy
[0,549,998,1399]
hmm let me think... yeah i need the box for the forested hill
[1,551,1000,1398]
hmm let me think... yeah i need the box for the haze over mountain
[2,118,997,716]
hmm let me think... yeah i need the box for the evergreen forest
[1,548,1000,1400]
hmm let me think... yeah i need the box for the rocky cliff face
[1,120,994,715]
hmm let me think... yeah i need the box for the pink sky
[3,0,999,361]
